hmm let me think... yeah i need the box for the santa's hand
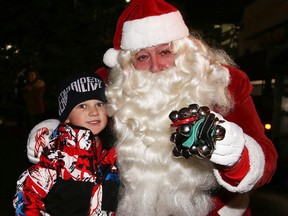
[27,119,60,163]
[210,113,245,167]
[169,104,225,159]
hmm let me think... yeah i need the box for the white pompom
[103,48,119,68]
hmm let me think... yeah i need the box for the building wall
[238,0,288,55]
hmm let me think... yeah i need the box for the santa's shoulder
[224,65,253,99]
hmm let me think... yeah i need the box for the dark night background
[0,0,253,78]
[1,0,287,215]
[0,0,253,116]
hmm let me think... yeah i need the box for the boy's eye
[95,102,105,107]
[78,104,86,109]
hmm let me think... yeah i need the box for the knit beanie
[103,0,189,68]
[58,73,107,122]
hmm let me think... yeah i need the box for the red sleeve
[14,168,48,216]
[218,147,249,186]
[224,65,278,188]
[22,174,47,215]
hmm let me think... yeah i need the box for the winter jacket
[13,124,119,216]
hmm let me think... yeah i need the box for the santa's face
[131,43,176,73]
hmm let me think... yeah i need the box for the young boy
[13,73,119,216]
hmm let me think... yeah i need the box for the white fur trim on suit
[121,11,189,50]
[217,193,249,216]
[213,134,265,193]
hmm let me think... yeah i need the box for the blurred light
[265,123,272,130]
[6,44,12,50]
[250,79,275,85]
[125,0,131,2]
[281,96,288,112]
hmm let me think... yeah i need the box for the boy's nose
[89,107,99,116]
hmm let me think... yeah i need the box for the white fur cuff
[213,134,265,193]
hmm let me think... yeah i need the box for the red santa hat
[103,0,189,68]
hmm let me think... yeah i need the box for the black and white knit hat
[58,73,107,122]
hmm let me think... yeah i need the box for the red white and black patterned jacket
[13,124,119,216]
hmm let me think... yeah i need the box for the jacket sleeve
[13,156,57,215]
[213,65,278,192]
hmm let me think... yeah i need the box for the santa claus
[25,0,277,215]
[102,0,277,215]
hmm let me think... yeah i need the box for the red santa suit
[102,0,277,215]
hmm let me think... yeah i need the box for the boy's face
[65,99,108,135]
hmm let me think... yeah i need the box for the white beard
[106,66,229,216]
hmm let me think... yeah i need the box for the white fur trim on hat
[121,11,189,50]
[103,48,119,68]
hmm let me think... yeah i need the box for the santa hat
[103,0,189,68]
[95,66,109,84]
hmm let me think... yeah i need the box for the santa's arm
[213,66,278,192]
[168,67,278,192]
[27,119,60,163]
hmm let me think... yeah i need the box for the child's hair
[57,73,107,122]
